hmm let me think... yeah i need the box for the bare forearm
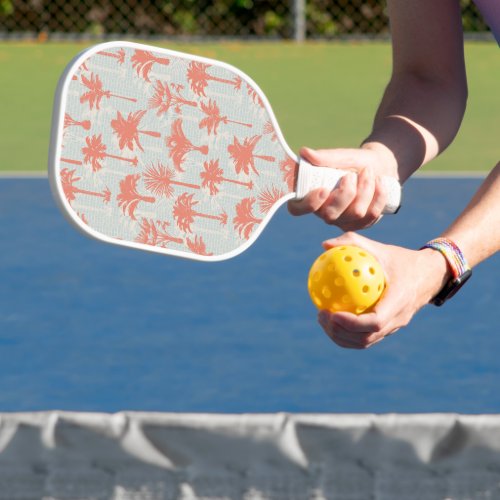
[363,74,467,181]
[442,163,500,267]
[362,0,467,182]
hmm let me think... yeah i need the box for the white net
[1,412,500,499]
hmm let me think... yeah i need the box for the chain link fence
[0,0,491,40]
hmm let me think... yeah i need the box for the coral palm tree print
[143,162,200,198]
[200,159,253,195]
[199,99,252,136]
[60,168,111,205]
[82,135,138,172]
[279,157,298,192]
[187,61,242,97]
[227,135,275,176]
[257,187,285,214]
[166,119,208,172]
[80,73,137,110]
[263,120,278,142]
[131,50,170,82]
[186,235,213,256]
[135,219,183,248]
[117,174,155,219]
[64,114,91,131]
[98,48,126,65]
[233,198,262,240]
[111,110,161,152]
[173,192,227,233]
[149,80,197,116]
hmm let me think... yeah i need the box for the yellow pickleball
[308,245,385,315]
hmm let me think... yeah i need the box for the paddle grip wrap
[295,159,402,214]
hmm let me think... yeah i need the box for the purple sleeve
[473,0,500,44]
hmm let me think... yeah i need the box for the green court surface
[0,41,497,173]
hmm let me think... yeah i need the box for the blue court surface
[0,176,498,413]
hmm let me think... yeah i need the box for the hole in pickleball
[362,285,369,293]
[356,306,366,314]
[342,295,351,304]
[344,256,352,262]
[334,277,344,287]
[378,284,382,291]
[322,286,332,299]
[313,294,322,307]
[352,269,360,277]
[359,251,367,257]
[369,267,375,275]
[313,271,321,282]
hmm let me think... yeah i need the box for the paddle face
[49,41,298,261]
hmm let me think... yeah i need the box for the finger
[333,167,376,227]
[346,176,386,230]
[319,311,373,349]
[351,167,376,218]
[366,176,387,219]
[330,311,385,335]
[331,316,392,349]
[320,322,365,349]
[330,336,365,349]
[319,309,393,348]
[288,188,330,216]
[322,231,369,250]
[316,172,357,223]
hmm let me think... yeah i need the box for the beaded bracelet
[420,237,472,306]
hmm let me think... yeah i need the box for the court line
[0,171,49,178]
[414,170,487,178]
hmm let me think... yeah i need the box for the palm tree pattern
[233,198,262,240]
[116,174,156,220]
[165,119,208,172]
[64,114,91,131]
[111,110,161,152]
[200,159,253,196]
[135,219,183,248]
[143,162,200,198]
[57,43,299,258]
[131,50,170,82]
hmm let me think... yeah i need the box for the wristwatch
[421,238,472,306]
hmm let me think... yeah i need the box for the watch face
[432,269,472,306]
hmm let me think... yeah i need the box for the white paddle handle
[295,159,401,214]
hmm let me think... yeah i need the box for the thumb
[322,231,371,250]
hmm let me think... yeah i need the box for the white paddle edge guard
[48,41,298,263]
[295,159,402,214]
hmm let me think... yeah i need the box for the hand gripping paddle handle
[295,159,402,214]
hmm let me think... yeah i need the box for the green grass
[0,41,497,172]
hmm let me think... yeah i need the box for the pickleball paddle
[49,41,401,261]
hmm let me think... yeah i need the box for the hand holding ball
[308,245,385,314]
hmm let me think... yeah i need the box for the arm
[289,0,468,229]
[318,163,500,349]
[364,0,468,181]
